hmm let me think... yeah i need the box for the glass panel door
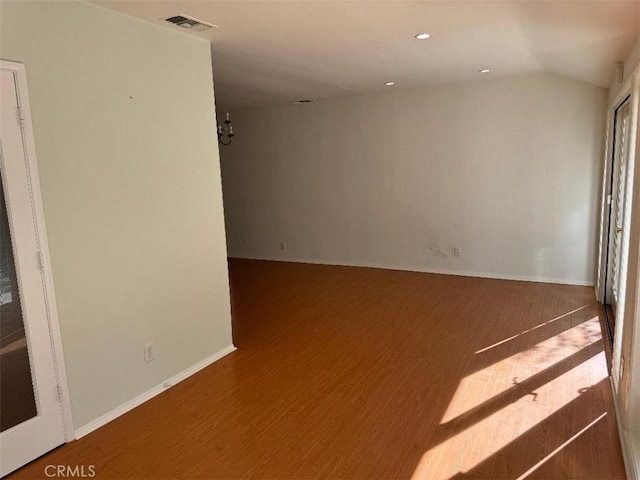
[0,64,67,477]
[0,175,38,431]
[605,98,632,321]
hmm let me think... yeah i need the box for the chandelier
[217,112,234,146]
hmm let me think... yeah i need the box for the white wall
[221,74,608,285]
[0,1,233,429]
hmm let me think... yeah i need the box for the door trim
[597,66,640,304]
[595,62,640,480]
[602,97,632,334]
[0,59,74,441]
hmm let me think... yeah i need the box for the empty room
[1,1,640,479]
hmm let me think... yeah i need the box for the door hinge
[17,106,25,125]
[607,194,612,205]
[38,250,45,271]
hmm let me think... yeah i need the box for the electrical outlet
[144,343,155,363]
[280,241,286,250]
[453,247,462,257]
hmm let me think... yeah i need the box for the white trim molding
[74,344,236,439]
[605,62,640,480]
[596,62,640,303]
[0,60,74,440]
[610,377,639,480]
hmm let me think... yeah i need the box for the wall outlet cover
[144,343,155,363]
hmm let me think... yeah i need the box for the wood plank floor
[10,259,626,479]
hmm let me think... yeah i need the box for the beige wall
[0,1,233,429]
[221,74,608,285]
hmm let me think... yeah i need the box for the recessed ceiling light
[479,69,491,74]
[384,82,395,86]
[415,33,432,40]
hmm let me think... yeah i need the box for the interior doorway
[603,96,633,349]
[0,61,72,476]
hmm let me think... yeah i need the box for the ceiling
[94,1,639,110]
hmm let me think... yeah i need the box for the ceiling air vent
[163,14,216,32]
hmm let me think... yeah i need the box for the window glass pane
[0,176,38,431]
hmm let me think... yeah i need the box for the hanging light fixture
[217,111,234,146]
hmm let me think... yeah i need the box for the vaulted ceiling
[95,1,639,109]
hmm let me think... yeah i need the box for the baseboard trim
[74,344,236,440]
[609,376,639,480]
[229,255,594,287]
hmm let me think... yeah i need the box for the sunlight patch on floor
[413,353,608,479]
[474,304,593,354]
[441,316,602,423]
[412,315,607,480]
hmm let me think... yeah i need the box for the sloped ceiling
[95,1,640,109]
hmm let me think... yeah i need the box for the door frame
[597,84,636,305]
[1,60,74,440]
[595,67,639,373]
[602,96,631,316]
[595,61,640,480]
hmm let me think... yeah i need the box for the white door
[605,98,632,320]
[1,65,67,476]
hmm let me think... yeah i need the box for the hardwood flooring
[9,259,626,479]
